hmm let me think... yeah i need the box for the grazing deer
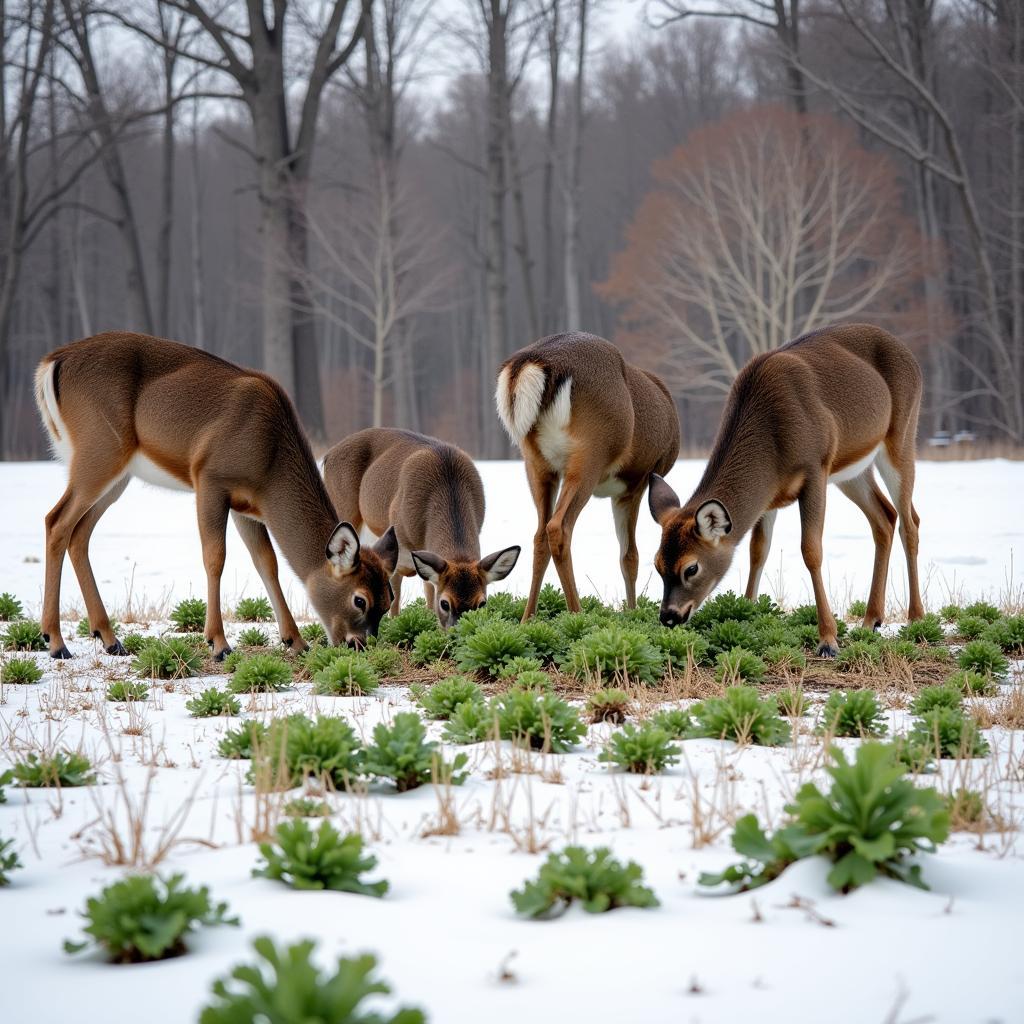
[33,332,398,659]
[496,332,680,618]
[648,323,924,655]
[322,428,520,628]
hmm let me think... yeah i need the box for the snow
[1,458,1023,1024]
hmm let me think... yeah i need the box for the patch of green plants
[299,622,328,646]
[283,797,331,818]
[1,657,43,684]
[520,619,565,663]
[762,645,806,672]
[484,591,527,620]
[535,583,568,618]
[14,750,96,787]
[699,743,949,893]
[946,788,987,828]
[775,685,808,717]
[228,653,293,693]
[846,599,867,620]
[198,937,425,1024]
[217,720,268,759]
[235,596,274,622]
[256,714,365,790]
[564,623,664,684]
[553,610,607,643]
[106,680,149,702]
[451,606,493,641]
[705,618,757,658]
[962,600,1001,623]
[2,619,46,651]
[509,668,553,691]
[0,592,24,621]
[377,600,436,647]
[957,639,1009,678]
[363,712,467,792]
[689,591,759,628]
[898,614,945,645]
[907,707,990,759]
[715,646,766,684]
[64,873,237,963]
[598,721,680,774]
[879,637,921,663]
[410,629,451,666]
[835,639,880,672]
[238,626,271,647]
[120,632,149,655]
[510,846,659,918]
[133,636,203,679]
[647,626,710,669]
[311,653,378,696]
[494,689,586,752]
[365,642,402,676]
[496,655,544,679]
[955,614,990,640]
[792,624,826,651]
[170,597,207,632]
[648,707,692,738]
[688,685,790,746]
[411,675,483,719]
[455,618,536,677]
[442,698,497,744]
[820,689,887,737]
[186,688,241,718]
[0,835,21,886]
[586,687,631,723]
[947,668,997,696]
[939,603,961,623]
[846,626,882,645]
[254,819,388,896]
[786,604,821,627]
[982,615,1024,654]
[910,683,963,716]
[301,645,346,675]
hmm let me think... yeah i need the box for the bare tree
[563,0,587,329]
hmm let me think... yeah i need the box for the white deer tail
[495,362,548,445]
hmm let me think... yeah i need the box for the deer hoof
[50,645,73,660]
[213,645,232,662]
[106,639,128,656]
[816,642,839,658]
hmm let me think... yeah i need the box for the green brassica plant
[14,750,96,787]
[519,619,565,663]
[455,619,535,676]
[508,668,553,691]
[229,653,293,693]
[947,668,997,697]
[564,623,664,684]
[106,680,149,702]
[133,637,203,679]
[217,720,268,759]
[688,685,790,746]
[648,707,692,738]
[775,685,808,717]
[283,797,331,818]
[170,597,207,632]
[312,653,378,696]
[377,601,436,647]
[186,688,241,718]
[762,645,806,672]
[714,646,766,684]
[819,689,887,737]
[496,655,544,679]
[586,687,631,723]
[494,689,586,752]
[76,617,122,639]
[365,642,402,676]
[299,622,328,646]
[442,698,498,744]
[120,632,149,655]
[598,721,679,773]
[835,640,880,672]
[955,614,990,640]
[535,583,568,618]
[906,707,990,759]
[363,712,467,792]
[704,619,757,658]
[962,601,1001,623]
[410,629,451,666]
[689,591,759,628]
[238,626,270,647]
[909,683,963,716]
[647,626,710,669]
[411,675,483,719]
[254,714,365,790]
[2,620,46,651]
[235,597,274,622]
[981,616,1024,654]
[957,639,1009,678]
[1,657,43,684]
[898,614,945,645]
[0,592,24,621]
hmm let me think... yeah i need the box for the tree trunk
[563,0,587,331]
[541,0,561,331]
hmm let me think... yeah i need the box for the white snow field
[1,459,1023,1024]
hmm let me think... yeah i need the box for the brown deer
[496,332,680,618]
[322,428,520,628]
[33,332,398,659]
[648,323,924,655]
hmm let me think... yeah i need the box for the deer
[495,331,681,619]
[33,331,399,660]
[647,323,924,656]
[322,428,520,628]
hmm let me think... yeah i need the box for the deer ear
[326,522,360,574]
[478,545,521,583]
[411,550,447,585]
[373,526,399,574]
[648,473,681,525]
[695,500,732,543]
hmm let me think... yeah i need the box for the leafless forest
[1,0,1022,460]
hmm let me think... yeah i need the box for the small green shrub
[1,657,43,684]
[775,685,808,718]
[377,601,436,647]
[947,668,997,696]
[2,620,46,651]
[64,873,237,963]
[820,690,887,737]
[586,687,631,724]
[535,583,568,618]
[256,715,365,789]
[792,624,826,651]
[705,619,757,658]
[186,688,241,718]
[0,835,22,886]
[452,606,494,641]
[957,639,1009,678]
[962,601,1001,623]
[311,653,378,696]
[520,619,565,662]
[442,698,498,744]
[494,689,586,752]
[879,637,921,663]
[762,645,806,672]
[238,626,271,647]
[455,619,535,677]
[283,797,331,818]
[120,632,148,655]
[235,596,274,622]
[198,937,425,1024]
[254,819,387,896]
[484,591,527,620]
[228,653,293,693]
[835,639,880,672]
[363,712,467,792]
[495,654,544,679]
[907,708,990,759]
[170,597,207,632]
[509,668,553,691]
[955,614,990,640]
[786,604,821,627]
[365,642,402,676]
[690,591,759,628]
[939,603,962,623]
[0,592,24,621]
[981,615,1024,654]
[410,629,451,666]
[647,626,710,669]
[699,743,949,893]
[106,680,149,702]
[688,686,790,746]
[846,599,867,620]
[714,646,766,684]
[14,750,96,787]
[511,846,659,918]
[564,624,664,684]
[133,637,203,679]
[411,675,483,719]
[301,645,347,675]
[553,610,606,643]
[648,707,692,738]
[899,614,944,645]
[218,720,268,759]
[598,721,680,773]
[747,616,797,650]
[846,626,883,645]
[299,622,328,646]
[910,683,963,716]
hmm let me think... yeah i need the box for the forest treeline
[1,0,1022,459]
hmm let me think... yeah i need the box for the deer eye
[353,595,367,611]
[684,564,699,580]
[439,598,451,614]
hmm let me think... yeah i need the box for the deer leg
[196,486,231,660]
[231,512,304,651]
[797,474,840,657]
[612,491,643,609]
[836,471,896,630]
[745,509,777,600]
[420,577,434,614]
[877,447,924,621]
[66,476,130,654]
[521,457,559,620]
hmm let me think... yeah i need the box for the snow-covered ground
[1,458,1023,1024]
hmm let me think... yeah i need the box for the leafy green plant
[910,683,963,716]
[907,707,990,759]
[963,600,1001,623]
[283,797,331,818]
[879,638,921,664]
[762,644,807,672]
[700,743,949,893]
[899,614,945,645]
[690,591,759,628]
[598,721,679,773]
[957,639,1009,678]
[411,675,483,719]
[198,937,425,1024]
[509,668,553,691]
[377,601,436,647]
[496,654,544,679]
[0,767,12,803]
[982,615,1024,654]
[688,686,790,746]
[0,592,24,621]
[939,603,962,623]
[535,583,568,618]
[106,680,149,702]
[519,619,565,663]
[299,622,328,646]
[170,597,207,632]
[511,846,659,918]
[455,618,535,677]
[705,618,757,658]
[947,668,997,697]
[235,596,274,622]
[363,712,467,792]
[133,637,203,679]
[217,720,268,759]
[255,714,365,789]
[955,614,990,640]
[786,604,821,627]
[820,689,887,737]
[2,619,46,651]
[238,626,271,647]
[365,643,402,676]
[946,788,988,829]
[714,646,766,684]
[647,625,710,669]
[254,819,388,896]
[846,626,883,645]
[846,599,867,620]
[410,629,451,666]
[648,707,692,738]
[564,623,665,684]
[442,698,498,744]
[311,653,378,696]
[14,750,96,787]
[0,835,21,886]
[484,591,527,620]
[120,632,149,655]
[494,689,586,752]
[301,645,347,675]
[586,687,631,724]
[835,639,880,672]
[553,610,606,643]
[1,657,43,684]
[186,688,241,718]
[64,873,237,963]
[229,653,293,693]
